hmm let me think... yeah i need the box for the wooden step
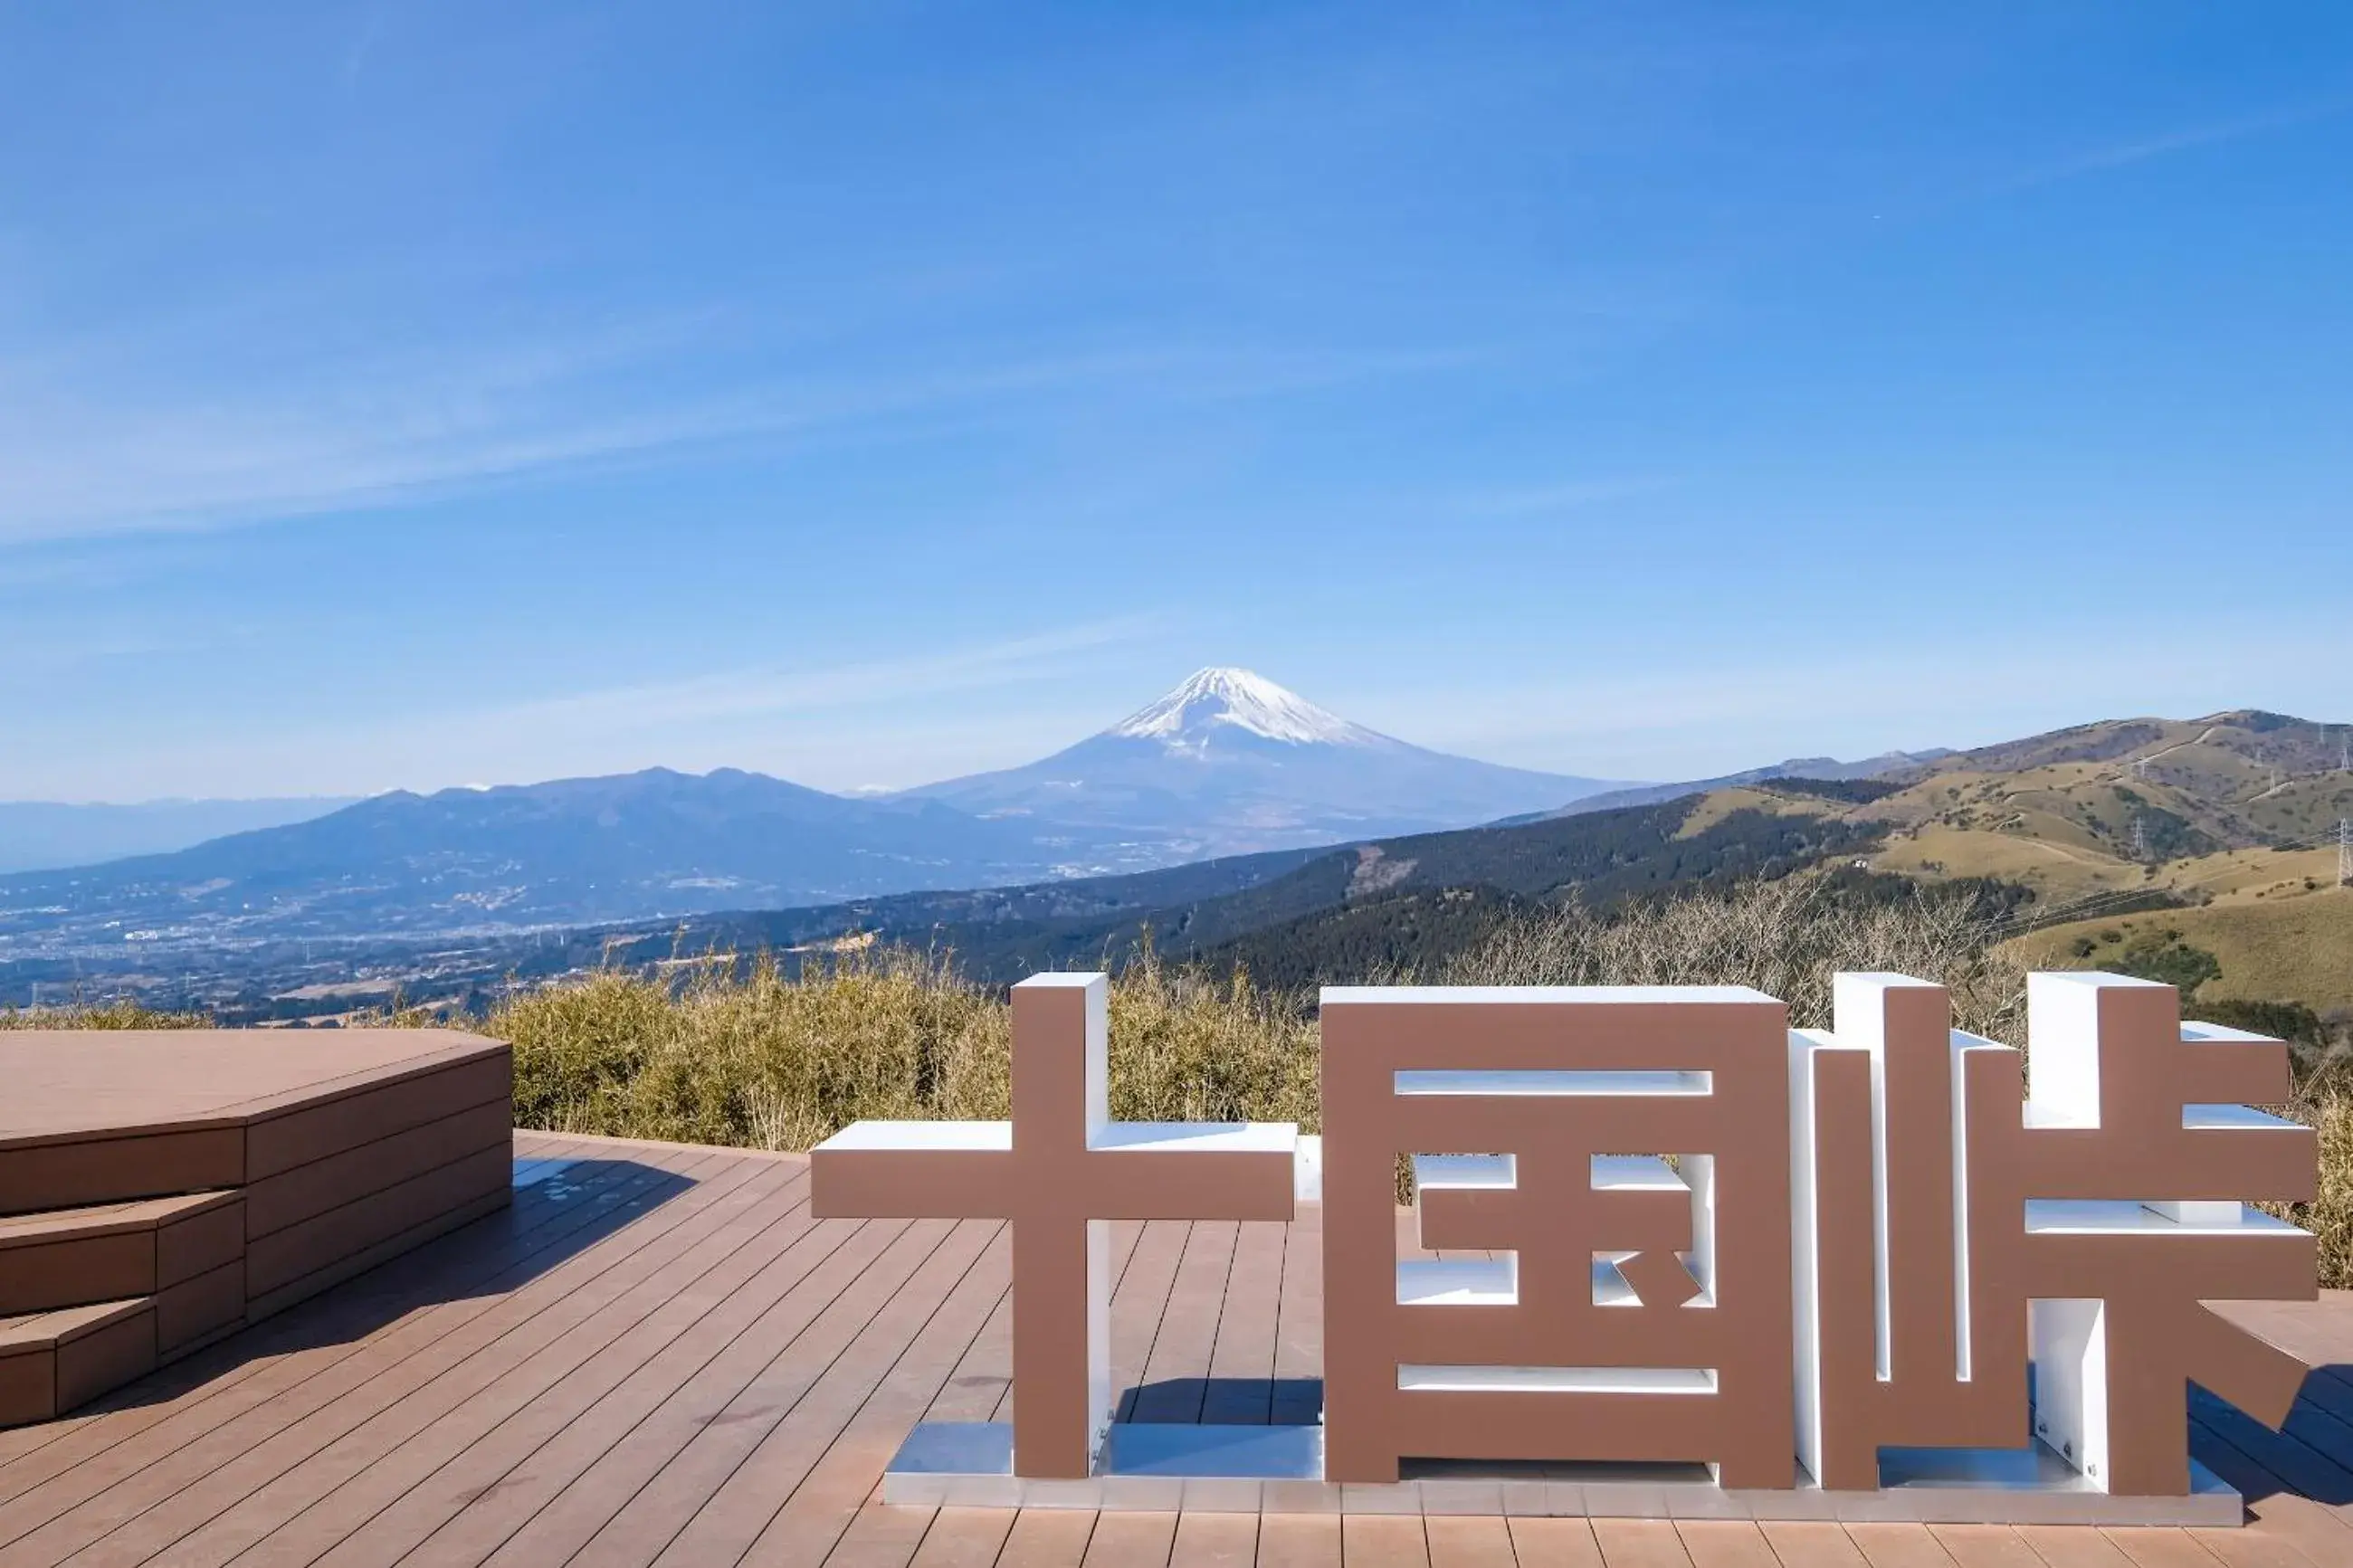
[0,1030,509,1212]
[0,1298,157,1427]
[0,1190,245,1324]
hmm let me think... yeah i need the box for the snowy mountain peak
[1107,668,1377,747]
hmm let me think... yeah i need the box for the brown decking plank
[1758,1523,1869,1568]
[0,1147,773,1565]
[1080,1512,1176,1568]
[2013,1525,2135,1568]
[1202,1221,1285,1426]
[902,1506,1015,1568]
[60,1162,814,1568]
[244,1139,512,1301]
[2202,1504,2353,1568]
[1592,1518,1694,1568]
[1844,1523,1959,1568]
[1133,1221,1240,1425]
[243,1054,510,1180]
[530,1214,952,1568]
[927,1289,1014,1429]
[729,1224,1017,1567]
[1257,1512,1341,1568]
[0,1158,567,1477]
[157,1194,244,1291]
[2186,1525,2325,1568]
[632,1219,1004,1568]
[1341,1514,1430,1567]
[1677,1519,1780,1568]
[329,1189,865,1568]
[0,1128,246,1216]
[242,1098,510,1240]
[248,1168,818,1568]
[0,1145,721,1523]
[2184,1414,2353,1562]
[243,1183,514,1326]
[2267,1392,2353,1485]
[2286,1370,2353,1435]
[1107,1221,1196,1423]
[991,1509,1099,1568]
[1510,1516,1603,1567]
[557,1216,984,1568]
[467,1219,919,1568]
[817,1501,938,1568]
[2097,1530,2226,1568]
[1168,1511,1262,1568]
[0,1150,676,1510]
[2189,1396,2353,1528]
[0,1232,154,1319]
[2240,1496,2353,1562]
[1422,1514,1517,1568]
[2188,1513,2333,1568]
[1926,1525,2043,1568]
[1271,1204,1321,1427]
[0,1140,681,1484]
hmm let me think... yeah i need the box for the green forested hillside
[633,788,1891,984]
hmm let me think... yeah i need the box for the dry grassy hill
[2001,891,2353,1014]
[1765,710,2352,1013]
[1823,711,2340,895]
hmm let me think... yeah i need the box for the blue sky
[2,3,2348,801]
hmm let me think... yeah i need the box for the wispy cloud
[0,300,1470,547]
[1986,100,2349,199]
[483,617,1163,737]
[0,618,1168,800]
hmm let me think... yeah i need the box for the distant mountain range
[1514,748,1954,821]
[900,667,1620,857]
[0,796,356,874]
[0,669,1630,946]
[15,703,2343,1020]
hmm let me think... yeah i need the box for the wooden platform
[3,1134,2350,1566]
[0,1030,513,1428]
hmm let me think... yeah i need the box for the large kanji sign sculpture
[812,969,2317,1524]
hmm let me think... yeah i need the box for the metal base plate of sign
[880,1422,2243,1525]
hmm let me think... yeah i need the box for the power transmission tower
[2340,818,2351,888]
[2132,815,2148,861]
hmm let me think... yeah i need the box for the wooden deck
[0,1031,513,1429]
[4,1133,2351,1568]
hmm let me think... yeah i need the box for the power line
[1974,820,2353,940]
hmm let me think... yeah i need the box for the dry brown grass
[492,944,1319,1150]
[1443,877,2028,1039]
[2272,1069,2353,1293]
[0,999,207,1029]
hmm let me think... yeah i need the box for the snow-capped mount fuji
[1107,667,1385,749]
[898,667,1624,859]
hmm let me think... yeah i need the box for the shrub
[491,943,1319,1150]
[1441,876,2025,1038]
[1,1000,207,1029]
